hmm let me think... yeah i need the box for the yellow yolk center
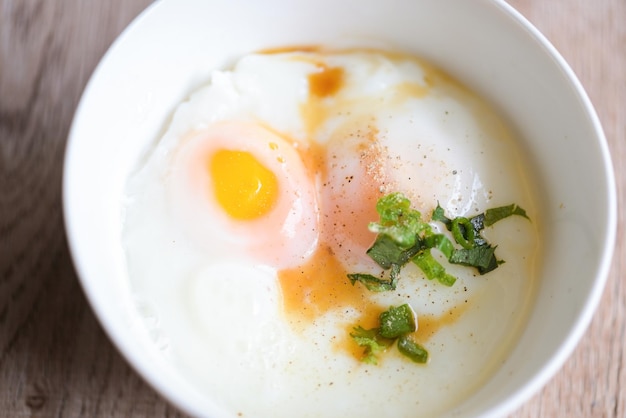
[210,149,279,220]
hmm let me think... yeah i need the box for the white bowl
[63,0,617,416]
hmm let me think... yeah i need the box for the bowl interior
[63,0,616,416]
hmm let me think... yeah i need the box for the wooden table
[1,1,623,416]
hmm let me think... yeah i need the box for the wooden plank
[0,1,182,416]
[0,0,622,416]
[507,1,625,416]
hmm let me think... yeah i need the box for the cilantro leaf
[350,326,393,365]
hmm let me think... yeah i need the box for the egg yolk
[210,149,279,220]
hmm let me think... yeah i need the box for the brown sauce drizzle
[269,46,469,363]
[308,66,345,98]
[415,303,469,342]
[277,245,372,326]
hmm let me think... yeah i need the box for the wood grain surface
[0,0,623,416]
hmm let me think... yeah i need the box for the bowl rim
[492,0,618,417]
[62,0,618,416]
[484,2,617,417]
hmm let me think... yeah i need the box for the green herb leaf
[449,245,499,274]
[397,334,429,364]
[361,195,529,292]
[433,202,529,274]
[483,204,529,227]
[366,234,421,270]
[469,213,485,232]
[431,202,451,226]
[347,195,529,367]
[347,273,396,292]
[350,326,393,365]
[379,304,417,339]
[412,250,457,286]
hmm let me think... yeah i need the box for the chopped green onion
[368,192,428,248]
[423,233,454,259]
[450,217,475,249]
[412,250,457,286]
[346,194,530,366]
[397,335,429,364]
[350,305,427,365]
[379,304,416,338]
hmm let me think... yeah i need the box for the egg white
[122,49,541,418]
